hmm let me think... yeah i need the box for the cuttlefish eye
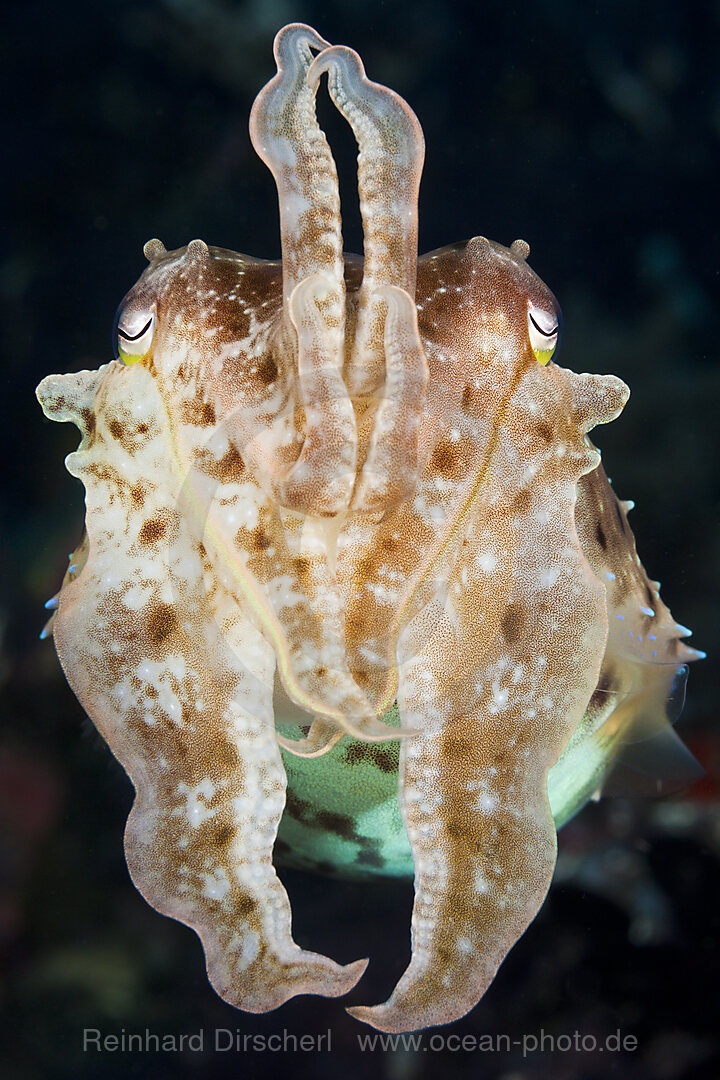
[112,304,156,365]
[527,303,561,366]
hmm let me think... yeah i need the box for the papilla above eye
[113,305,156,364]
[527,304,560,366]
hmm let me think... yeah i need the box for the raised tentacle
[249,24,357,514]
[308,44,425,398]
[349,284,429,511]
[276,716,345,758]
[275,273,357,512]
[249,23,339,304]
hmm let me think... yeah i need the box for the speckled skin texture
[36,23,701,1033]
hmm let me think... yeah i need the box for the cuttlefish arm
[248,32,429,516]
[248,23,357,514]
[309,45,429,510]
[349,350,629,1030]
[36,364,366,1009]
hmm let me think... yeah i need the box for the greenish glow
[276,699,619,880]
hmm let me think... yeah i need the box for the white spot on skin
[477,553,497,573]
[178,778,217,827]
[539,565,561,588]
[200,866,231,901]
[489,684,509,712]
[473,871,490,895]
[476,792,499,813]
[234,929,260,972]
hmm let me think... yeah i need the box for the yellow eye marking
[118,348,143,366]
[114,312,155,366]
[533,347,555,367]
[527,308,559,366]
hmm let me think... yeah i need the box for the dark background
[2,1,719,1077]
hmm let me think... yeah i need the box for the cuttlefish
[36,23,703,1032]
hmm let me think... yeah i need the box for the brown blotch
[536,421,553,444]
[445,819,480,849]
[355,555,376,581]
[250,527,271,552]
[235,895,259,918]
[131,483,146,507]
[315,810,359,841]
[461,383,477,411]
[139,517,168,545]
[500,602,526,645]
[256,353,278,385]
[355,848,384,868]
[87,462,126,488]
[589,667,617,713]
[108,418,124,440]
[613,499,629,536]
[596,522,608,550]
[82,408,96,438]
[431,439,460,475]
[182,397,216,427]
[294,556,314,587]
[146,602,177,646]
[175,739,190,761]
[212,824,234,847]
[207,737,241,774]
[196,444,246,482]
[216,446,245,482]
[343,741,398,774]
[441,735,472,761]
[512,489,532,513]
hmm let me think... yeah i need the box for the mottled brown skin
[36,22,701,1034]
